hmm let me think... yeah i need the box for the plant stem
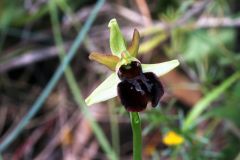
[130,112,142,160]
[108,101,120,157]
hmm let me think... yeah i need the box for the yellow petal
[163,131,184,146]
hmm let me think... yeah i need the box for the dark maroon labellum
[117,61,164,112]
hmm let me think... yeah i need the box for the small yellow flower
[163,131,184,146]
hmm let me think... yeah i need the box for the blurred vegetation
[0,0,240,159]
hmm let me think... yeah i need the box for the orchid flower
[85,18,179,112]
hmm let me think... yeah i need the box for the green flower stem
[130,112,142,160]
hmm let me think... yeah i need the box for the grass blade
[183,72,240,131]
[0,0,105,152]
[49,1,117,159]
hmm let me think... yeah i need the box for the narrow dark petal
[143,72,164,107]
[117,80,148,112]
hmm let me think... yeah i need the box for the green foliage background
[0,0,240,159]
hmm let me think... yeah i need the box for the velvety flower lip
[85,18,180,111]
[117,61,164,112]
[85,60,179,107]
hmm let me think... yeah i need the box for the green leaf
[139,33,167,54]
[89,52,120,71]
[182,72,240,131]
[108,18,127,57]
[85,73,120,106]
[207,105,240,126]
[127,29,140,58]
[142,60,179,77]
[179,29,235,62]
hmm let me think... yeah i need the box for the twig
[0,0,105,152]
[89,16,240,45]
[113,4,144,25]
[0,43,70,74]
[81,141,98,159]
[196,17,240,28]
[0,107,7,136]
[49,1,117,159]
[174,0,212,27]
[134,0,152,26]
[1,0,239,74]
[63,3,145,28]
[12,125,47,159]
[35,111,80,159]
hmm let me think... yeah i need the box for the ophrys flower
[85,19,179,112]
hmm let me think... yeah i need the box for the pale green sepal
[108,18,127,57]
[85,73,120,106]
[142,60,179,76]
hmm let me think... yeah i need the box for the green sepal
[85,60,179,106]
[142,60,179,77]
[89,52,120,71]
[85,73,120,106]
[108,18,127,57]
[127,29,140,58]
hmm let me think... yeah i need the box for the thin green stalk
[65,66,117,160]
[183,72,240,131]
[0,0,105,152]
[56,0,81,31]
[108,101,120,157]
[0,154,2,160]
[49,2,117,159]
[130,112,142,160]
